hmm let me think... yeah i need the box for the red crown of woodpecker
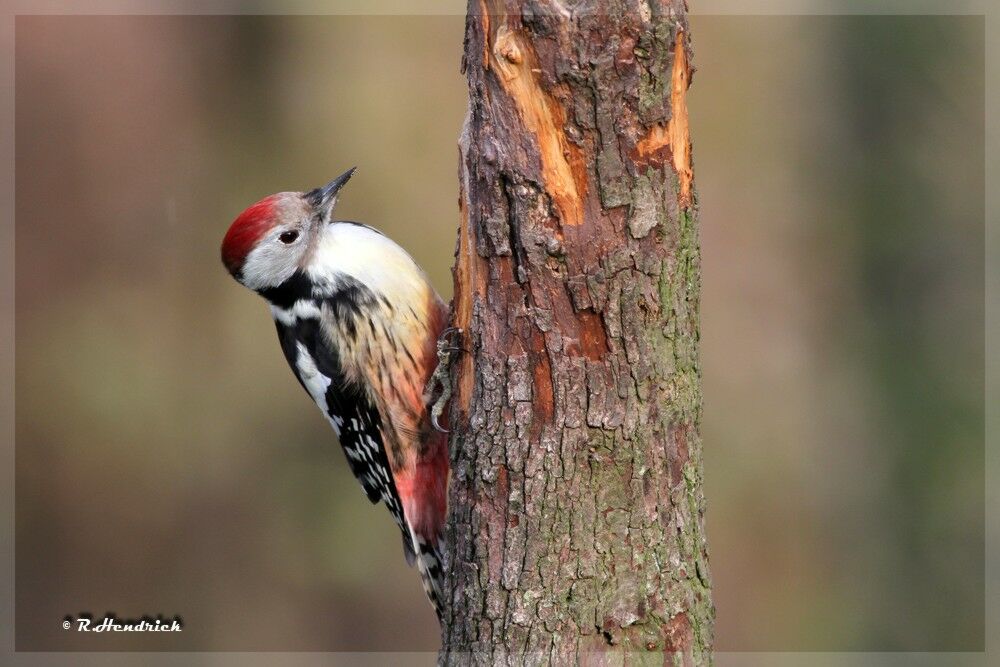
[220,195,280,276]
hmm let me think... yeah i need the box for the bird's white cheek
[241,242,302,290]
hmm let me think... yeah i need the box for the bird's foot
[426,327,463,433]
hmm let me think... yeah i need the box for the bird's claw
[426,327,463,434]
[431,412,449,434]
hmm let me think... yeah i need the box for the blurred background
[14,12,984,652]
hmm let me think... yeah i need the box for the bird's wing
[273,317,413,561]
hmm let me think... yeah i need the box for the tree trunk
[442,1,712,663]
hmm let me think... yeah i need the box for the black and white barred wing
[325,391,406,521]
[274,319,412,560]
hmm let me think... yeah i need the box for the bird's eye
[278,230,299,244]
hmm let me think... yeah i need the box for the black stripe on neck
[256,271,314,309]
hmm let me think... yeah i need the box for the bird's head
[221,167,355,290]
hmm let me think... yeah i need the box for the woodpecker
[220,168,449,619]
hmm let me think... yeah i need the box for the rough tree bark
[441,1,712,663]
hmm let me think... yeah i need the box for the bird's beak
[309,167,356,220]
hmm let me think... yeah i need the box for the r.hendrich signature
[62,614,182,633]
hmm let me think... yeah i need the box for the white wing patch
[293,341,340,436]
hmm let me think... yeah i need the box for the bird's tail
[409,527,444,622]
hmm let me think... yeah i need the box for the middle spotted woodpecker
[220,168,449,619]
